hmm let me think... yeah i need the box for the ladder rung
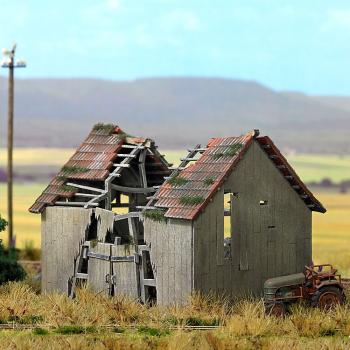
[187,148,207,152]
[117,154,136,158]
[169,166,186,170]
[122,144,144,149]
[113,163,130,168]
[75,193,98,198]
[180,158,197,162]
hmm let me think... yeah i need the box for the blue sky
[1,0,350,94]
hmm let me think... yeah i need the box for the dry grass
[1,283,350,349]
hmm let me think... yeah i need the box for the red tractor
[264,264,346,317]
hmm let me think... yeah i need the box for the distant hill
[0,77,349,153]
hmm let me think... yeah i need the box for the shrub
[0,215,26,284]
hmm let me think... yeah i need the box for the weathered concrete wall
[144,218,193,305]
[193,140,312,297]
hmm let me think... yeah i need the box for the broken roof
[151,131,326,220]
[29,124,170,214]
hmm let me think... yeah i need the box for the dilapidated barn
[30,123,171,301]
[143,130,326,304]
[30,126,326,305]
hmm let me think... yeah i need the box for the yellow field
[1,148,350,183]
[0,184,349,276]
[0,148,349,276]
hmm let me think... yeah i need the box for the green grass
[179,195,205,206]
[167,175,189,186]
[143,209,166,222]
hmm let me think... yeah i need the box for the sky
[0,0,350,94]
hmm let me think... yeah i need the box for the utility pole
[1,44,26,248]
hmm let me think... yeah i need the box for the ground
[0,283,350,350]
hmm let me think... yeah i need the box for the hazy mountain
[0,77,349,153]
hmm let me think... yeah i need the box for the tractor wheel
[311,286,345,310]
[265,301,287,317]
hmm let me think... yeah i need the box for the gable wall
[193,140,312,296]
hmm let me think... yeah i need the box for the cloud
[106,0,121,11]
[163,11,200,31]
[323,9,350,30]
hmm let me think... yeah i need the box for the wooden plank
[66,183,105,193]
[55,201,98,207]
[174,221,182,303]
[87,243,111,295]
[139,149,148,188]
[114,212,140,221]
[112,245,138,299]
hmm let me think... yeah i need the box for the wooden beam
[75,193,97,198]
[56,201,98,206]
[139,149,148,188]
[66,183,105,193]
[111,184,155,194]
[114,212,141,221]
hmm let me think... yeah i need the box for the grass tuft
[203,176,215,186]
[143,209,166,222]
[93,123,115,134]
[179,195,204,206]
[212,143,243,159]
[138,326,170,337]
[61,166,89,174]
[167,175,189,187]
[33,327,49,336]
[55,325,96,334]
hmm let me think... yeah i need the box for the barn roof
[29,124,169,214]
[151,131,326,220]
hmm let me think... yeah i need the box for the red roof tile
[29,124,169,214]
[153,131,326,220]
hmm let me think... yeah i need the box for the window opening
[224,190,233,259]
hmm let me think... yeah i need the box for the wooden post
[7,55,14,248]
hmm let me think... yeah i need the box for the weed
[212,143,243,159]
[55,325,96,334]
[179,195,204,206]
[203,176,215,186]
[167,175,189,186]
[33,327,49,335]
[138,326,170,337]
[93,123,115,134]
[185,316,220,326]
[143,209,166,222]
[61,166,89,174]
